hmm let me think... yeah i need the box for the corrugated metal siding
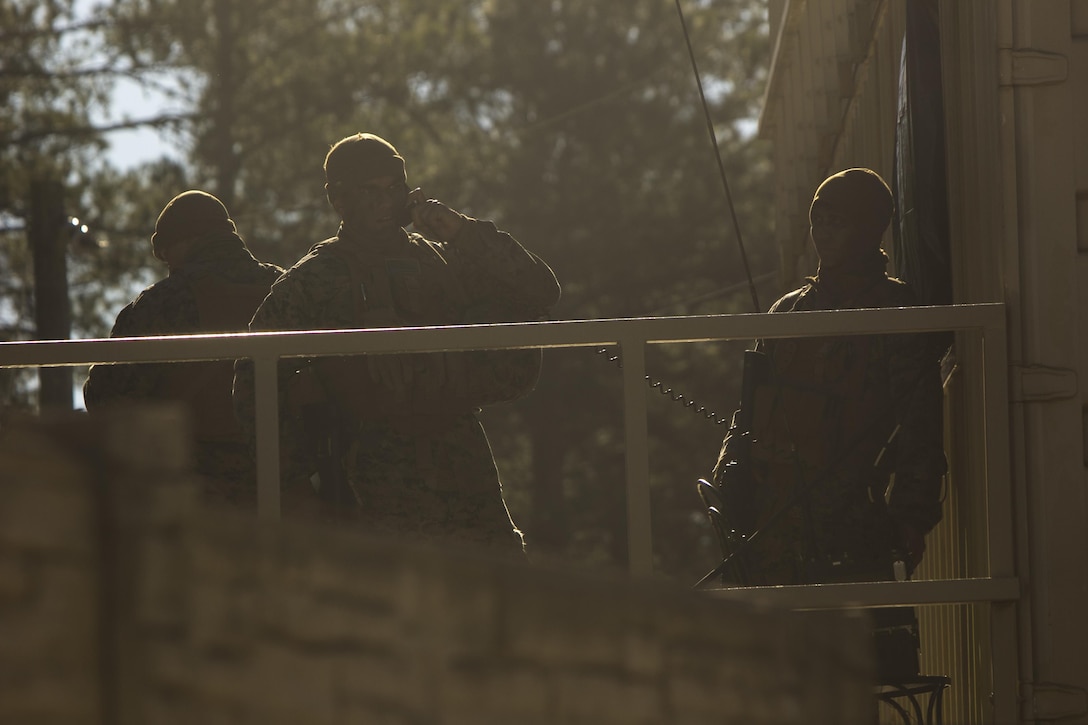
[909,375,988,724]
[760,0,900,291]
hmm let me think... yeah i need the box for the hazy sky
[72,0,183,170]
[100,77,180,169]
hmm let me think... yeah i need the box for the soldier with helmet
[710,168,947,586]
[237,132,560,554]
[84,190,284,507]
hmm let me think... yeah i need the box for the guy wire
[673,0,761,314]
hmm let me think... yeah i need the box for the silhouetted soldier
[710,168,947,586]
[236,133,560,554]
[85,190,283,508]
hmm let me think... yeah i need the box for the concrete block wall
[0,420,105,725]
[0,412,876,724]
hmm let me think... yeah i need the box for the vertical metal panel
[806,3,828,140]
[813,1,835,168]
[914,332,994,723]
[780,57,804,285]
[916,372,978,723]
[983,302,1018,724]
[833,0,855,103]
[1075,0,1088,35]
[942,0,1008,557]
[799,4,819,181]
[1017,5,1088,712]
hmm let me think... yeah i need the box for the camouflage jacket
[712,270,947,580]
[84,232,283,443]
[236,219,559,550]
[251,219,560,421]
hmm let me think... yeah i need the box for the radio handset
[397,187,423,228]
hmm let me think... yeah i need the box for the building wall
[996,0,1088,715]
[0,412,874,725]
[760,0,899,291]
[0,418,106,725]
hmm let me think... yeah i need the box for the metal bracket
[1010,363,1078,403]
[999,48,1069,86]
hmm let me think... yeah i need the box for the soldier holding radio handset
[707,168,947,586]
[235,133,560,554]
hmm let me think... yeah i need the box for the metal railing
[0,302,1018,716]
[0,315,1013,566]
[0,303,1011,574]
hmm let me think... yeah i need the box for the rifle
[694,351,942,590]
[713,348,768,535]
[697,348,768,583]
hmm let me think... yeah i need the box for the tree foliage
[0,0,165,408]
[3,0,776,582]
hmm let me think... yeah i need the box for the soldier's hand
[898,522,926,572]
[410,195,467,242]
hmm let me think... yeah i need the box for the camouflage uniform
[84,232,283,507]
[239,219,559,553]
[712,267,947,585]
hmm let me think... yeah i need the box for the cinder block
[501,578,629,667]
[257,586,398,651]
[554,669,664,724]
[0,665,100,724]
[334,650,416,710]
[0,477,95,554]
[186,644,338,723]
[440,659,552,721]
[132,533,188,630]
[0,550,29,603]
[0,563,97,665]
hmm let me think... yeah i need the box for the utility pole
[28,178,74,412]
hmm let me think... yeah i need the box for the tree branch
[0,17,115,43]
[8,113,195,145]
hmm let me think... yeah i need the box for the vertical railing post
[982,305,1019,722]
[253,355,281,521]
[620,336,653,577]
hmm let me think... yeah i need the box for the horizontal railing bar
[0,303,1004,368]
[705,576,1020,610]
[3,299,1016,619]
